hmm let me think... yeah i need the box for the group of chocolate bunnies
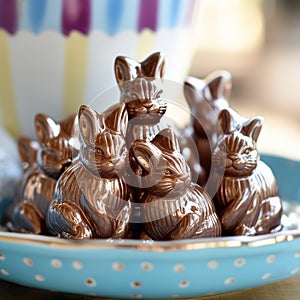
[4,52,283,241]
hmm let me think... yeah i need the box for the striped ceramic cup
[0,0,201,138]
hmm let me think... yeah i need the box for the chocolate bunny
[182,71,244,185]
[7,113,77,234]
[46,104,132,239]
[129,128,222,240]
[114,52,167,144]
[211,109,283,236]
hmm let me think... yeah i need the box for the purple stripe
[138,0,158,32]
[62,0,91,36]
[0,0,18,34]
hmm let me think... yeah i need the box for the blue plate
[0,154,300,299]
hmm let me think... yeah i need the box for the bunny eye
[243,148,251,155]
[165,169,171,175]
[95,147,104,155]
[131,93,139,100]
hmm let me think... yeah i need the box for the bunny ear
[241,116,264,142]
[114,55,140,84]
[131,141,162,174]
[152,128,180,153]
[78,105,99,145]
[183,76,205,108]
[203,71,232,102]
[59,113,77,136]
[218,109,234,134]
[103,103,128,136]
[141,52,166,79]
[35,114,60,146]
[17,137,39,165]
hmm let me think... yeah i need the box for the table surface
[1,275,300,300]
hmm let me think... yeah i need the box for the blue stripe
[118,0,139,31]
[170,0,181,27]
[28,0,47,33]
[92,0,139,35]
[91,0,106,31]
[178,0,191,25]
[105,0,124,35]
[19,1,32,32]
[158,0,187,29]
[157,0,171,28]
[19,0,62,34]
[16,0,189,35]
[42,0,62,32]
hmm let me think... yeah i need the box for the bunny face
[114,52,167,125]
[79,104,128,178]
[35,113,77,180]
[213,110,263,177]
[121,78,166,125]
[130,128,191,197]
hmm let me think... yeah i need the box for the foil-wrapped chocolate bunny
[129,128,222,240]
[7,113,77,234]
[47,104,132,239]
[211,109,283,236]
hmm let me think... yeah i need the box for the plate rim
[0,229,299,252]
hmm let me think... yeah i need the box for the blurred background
[0,0,299,161]
[190,0,300,160]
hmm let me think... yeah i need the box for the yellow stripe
[63,32,89,117]
[0,30,20,137]
[136,29,156,61]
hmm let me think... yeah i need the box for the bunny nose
[143,100,153,109]
[228,154,238,161]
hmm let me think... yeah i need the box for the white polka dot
[173,264,185,273]
[0,253,4,260]
[72,261,83,270]
[131,294,142,298]
[131,281,142,288]
[179,280,190,288]
[85,278,96,287]
[266,255,276,264]
[112,262,124,271]
[224,277,235,285]
[172,294,181,299]
[295,251,300,258]
[141,262,153,271]
[234,258,246,267]
[1,269,9,276]
[208,260,218,269]
[51,259,62,268]
[179,280,189,288]
[35,274,45,282]
[291,268,299,275]
[262,273,271,280]
[23,257,34,267]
